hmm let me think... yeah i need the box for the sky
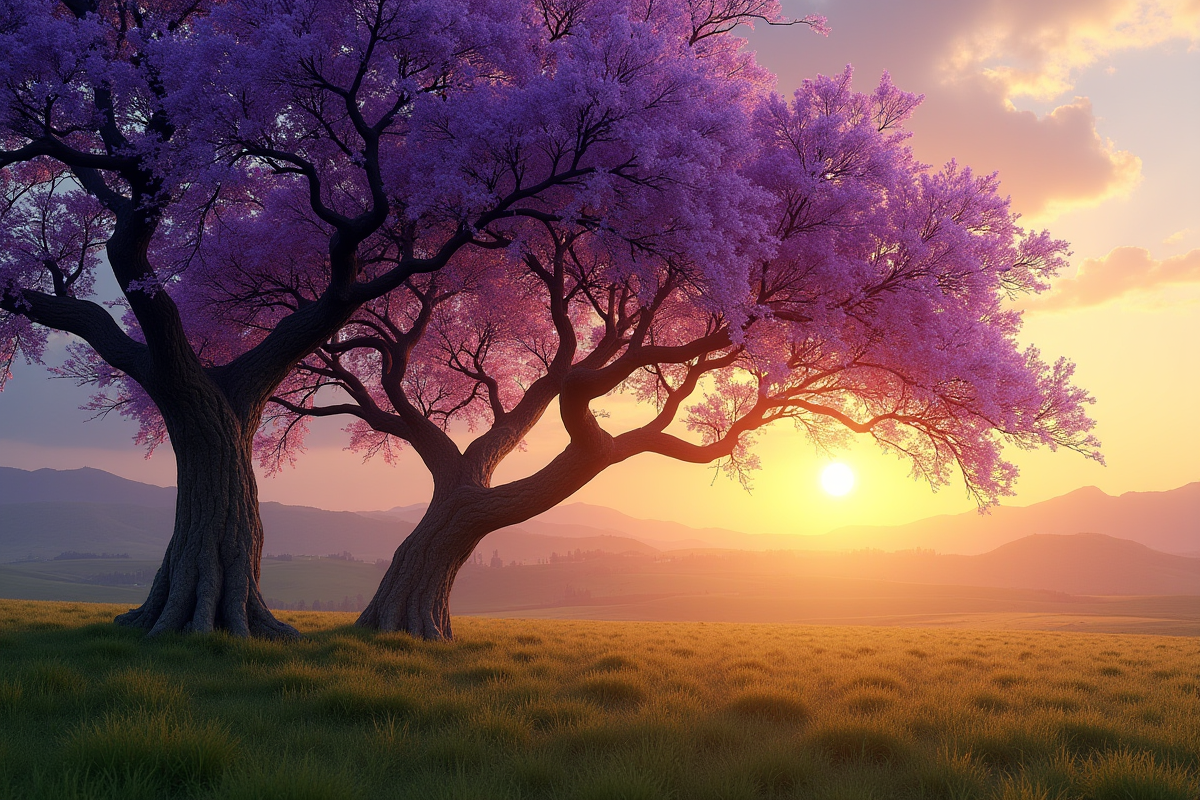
[1,0,1198,536]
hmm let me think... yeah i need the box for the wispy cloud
[1031,246,1200,310]
[1163,228,1192,245]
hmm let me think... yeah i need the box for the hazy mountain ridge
[0,502,176,562]
[0,469,660,565]
[784,533,1200,595]
[2,467,1196,587]
[0,466,177,507]
[0,466,419,562]
[820,484,1200,556]
[367,506,717,551]
[394,483,1199,556]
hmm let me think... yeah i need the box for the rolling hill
[819,484,1200,555]
[0,467,415,562]
[2,467,1196,615]
[0,468,658,566]
[761,533,1200,595]
[0,466,176,507]
[934,533,1200,594]
[0,500,414,564]
[7,466,1196,559]
[384,483,1199,555]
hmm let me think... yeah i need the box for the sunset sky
[0,0,1197,537]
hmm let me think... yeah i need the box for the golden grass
[0,599,1197,799]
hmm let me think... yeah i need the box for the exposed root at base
[355,605,452,641]
[115,596,301,640]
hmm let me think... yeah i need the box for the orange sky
[1,0,1197,535]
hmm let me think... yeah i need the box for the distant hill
[774,533,1200,596]
[0,503,175,562]
[945,533,1200,595]
[0,468,654,565]
[3,466,1196,566]
[5,467,1196,635]
[457,483,1200,556]
[468,528,659,564]
[0,466,176,507]
[371,502,755,550]
[0,467,417,562]
[258,503,411,561]
[5,533,1196,614]
[819,484,1200,555]
[0,499,412,563]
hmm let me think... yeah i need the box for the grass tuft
[741,747,815,795]
[1060,719,1125,756]
[1083,749,1199,800]
[591,654,638,672]
[22,658,87,697]
[971,691,1009,713]
[968,726,1056,770]
[224,759,360,800]
[577,675,648,710]
[526,699,592,731]
[909,751,987,800]
[313,679,418,721]
[844,688,894,715]
[570,763,667,800]
[811,724,909,765]
[725,691,810,724]
[65,710,237,792]
[451,664,511,686]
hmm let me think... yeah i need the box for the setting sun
[820,463,856,496]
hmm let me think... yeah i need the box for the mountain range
[0,467,1196,600]
[376,482,1199,556]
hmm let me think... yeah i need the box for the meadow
[0,600,1196,799]
[6,555,1198,637]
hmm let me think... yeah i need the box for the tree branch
[1,289,148,382]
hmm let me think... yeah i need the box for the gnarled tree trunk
[115,381,298,639]
[358,441,614,639]
[356,495,489,639]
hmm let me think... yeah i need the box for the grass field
[0,600,1197,799]
[5,557,1198,636]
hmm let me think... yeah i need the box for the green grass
[0,600,1197,799]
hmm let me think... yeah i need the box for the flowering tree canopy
[204,66,1100,638]
[0,0,812,635]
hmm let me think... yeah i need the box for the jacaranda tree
[0,0,805,636]
[243,68,1102,639]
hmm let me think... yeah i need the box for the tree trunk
[115,386,299,639]
[357,443,613,640]
[357,496,489,639]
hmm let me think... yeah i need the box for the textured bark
[356,496,485,639]
[358,440,616,639]
[115,378,299,639]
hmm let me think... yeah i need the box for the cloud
[944,0,1200,102]
[1032,246,1200,309]
[750,0,1200,218]
[911,86,1142,218]
[1163,228,1191,245]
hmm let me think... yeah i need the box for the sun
[820,463,855,497]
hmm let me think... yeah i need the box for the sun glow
[820,463,856,497]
